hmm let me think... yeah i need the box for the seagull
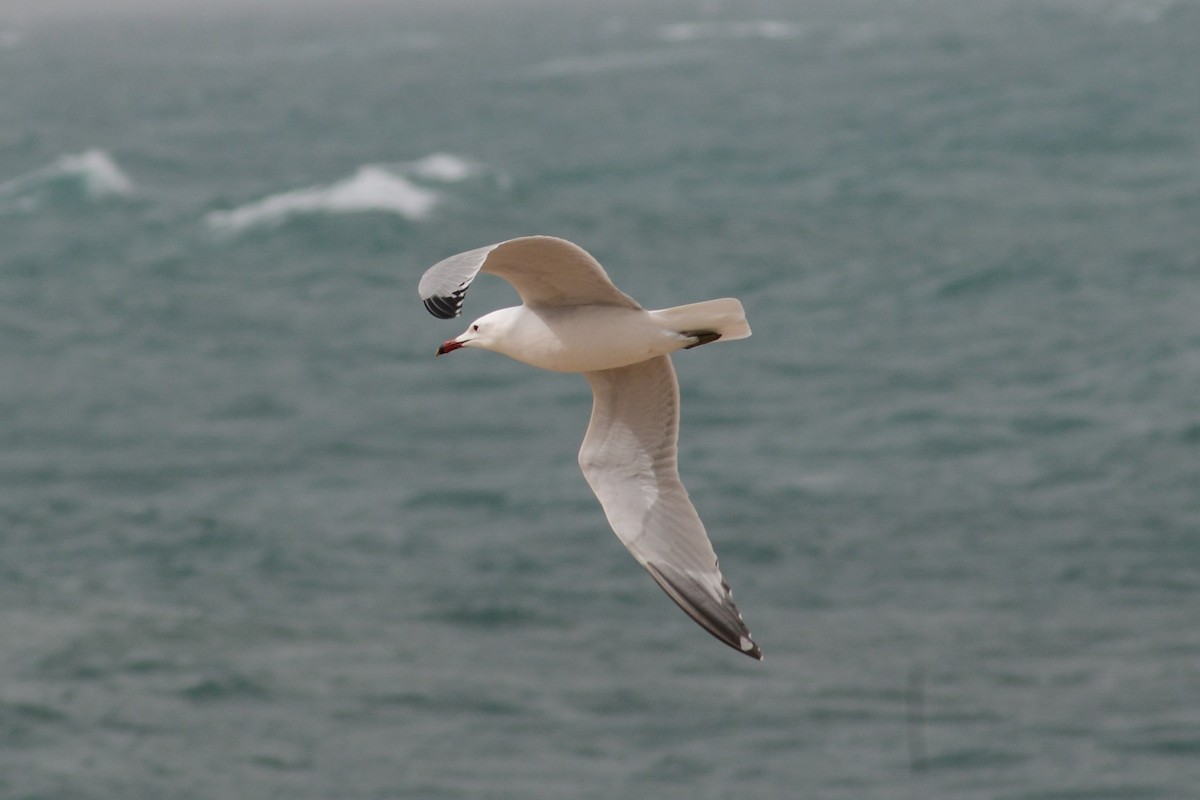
[420,236,762,660]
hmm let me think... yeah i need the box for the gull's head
[436,308,514,356]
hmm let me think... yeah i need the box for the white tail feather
[650,298,751,341]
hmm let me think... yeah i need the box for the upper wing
[578,356,762,659]
[419,236,641,319]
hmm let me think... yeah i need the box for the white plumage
[421,236,760,659]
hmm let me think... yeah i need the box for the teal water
[2,1,1199,797]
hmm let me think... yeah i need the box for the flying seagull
[420,235,761,659]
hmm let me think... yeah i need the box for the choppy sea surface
[2,1,1199,797]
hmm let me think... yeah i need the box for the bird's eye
[471,324,480,332]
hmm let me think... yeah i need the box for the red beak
[436,339,464,356]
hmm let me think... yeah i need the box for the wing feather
[419,236,641,319]
[578,356,761,659]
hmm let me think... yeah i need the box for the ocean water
[2,0,1199,797]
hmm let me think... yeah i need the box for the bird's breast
[503,306,682,373]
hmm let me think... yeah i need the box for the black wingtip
[644,562,763,661]
[422,286,468,319]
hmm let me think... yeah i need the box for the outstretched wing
[418,236,641,319]
[578,356,762,659]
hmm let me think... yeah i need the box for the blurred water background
[2,0,1199,797]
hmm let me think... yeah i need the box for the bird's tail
[651,298,751,342]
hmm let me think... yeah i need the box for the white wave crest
[656,20,803,43]
[0,149,134,211]
[55,150,135,197]
[402,153,480,183]
[206,165,440,232]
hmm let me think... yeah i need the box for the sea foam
[0,149,135,210]
[655,20,803,43]
[54,150,136,198]
[403,153,480,184]
[205,155,480,233]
